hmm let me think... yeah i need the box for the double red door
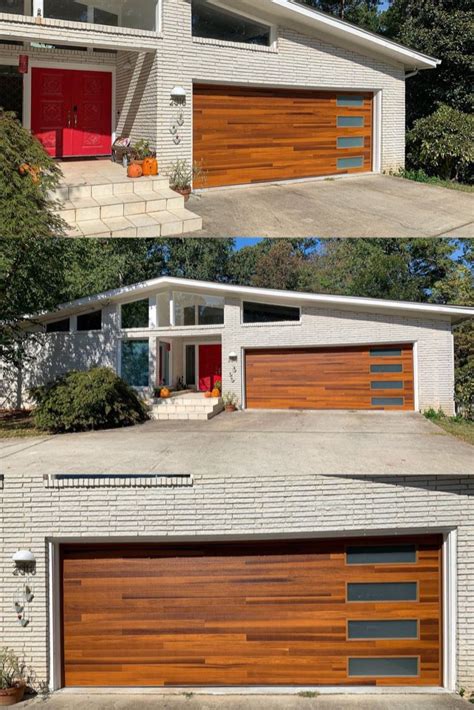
[199,345,222,391]
[31,68,112,158]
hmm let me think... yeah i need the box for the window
[348,620,418,640]
[372,397,404,406]
[46,318,70,333]
[192,0,272,46]
[121,299,149,329]
[347,582,417,602]
[157,292,170,328]
[370,348,402,357]
[348,658,419,677]
[371,381,404,390]
[42,0,159,30]
[77,310,102,331]
[337,116,365,128]
[371,364,403,373]
[243,301,300,324]
[337,156,364,170]
[347,544,416,565]
[337,95,364,107]
[0,0,25,13]
[121,340,149,387]
[337,137,364,149]
[174,292,224,327]
[185,345,196,386]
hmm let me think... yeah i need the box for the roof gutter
[405,69,419,80]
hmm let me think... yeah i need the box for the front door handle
[73,105,78,128]
[66,110,71,128]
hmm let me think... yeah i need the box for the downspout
[405,69,419,79]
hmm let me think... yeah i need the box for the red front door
[199,345,222,391]
[31,68,112,158]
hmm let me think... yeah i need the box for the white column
[149,296,157,329]
[169,291,175,327]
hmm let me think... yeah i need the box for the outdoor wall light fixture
[228,352,238,361]
[12,550,36,576]
[171,86,187,105]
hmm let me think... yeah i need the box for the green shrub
[406,105,474,182]
[455,363,474,421]
[30,368,149,433]
[0,110,66,238]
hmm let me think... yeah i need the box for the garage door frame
[241,341,419,411]
[191,81,383,189]
[47,527,455,691]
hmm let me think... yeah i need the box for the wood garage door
[61,535,442,687]
[245,344,414,411]
[193,84,373,188]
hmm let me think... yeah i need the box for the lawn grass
[424,411,474,446]
[0,410,45,438]
[390,169,474,193]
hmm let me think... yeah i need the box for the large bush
[455,363,474,421]
[30,368,149,433]
[0,110,66,238]
[406,105,474,182]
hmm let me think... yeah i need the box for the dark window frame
[243,301,301,324]
[45,317,70,333]
[77,310,102,332]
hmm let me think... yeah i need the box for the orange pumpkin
[160,387,171,399]
[204,391,213,399]
[211,388,220,398]
[127,162,143,179]
[142,157,158,176]
[19,163,30,176]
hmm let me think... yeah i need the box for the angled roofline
[220,0,440,70]
[37,277,474,324]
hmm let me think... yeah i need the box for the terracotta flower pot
[225,405,237,413]
[0,684,26,707]
[173,186,192,202]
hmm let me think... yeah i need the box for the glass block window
[121,299,149,329]
[192,0,272,46]
[347,582,417,602]
[337,116,365,127]
[337,137,365,149]
[77,310,102,331]
[370,348,402,357]
[337,157,364,170]
[349,657,419,677]
[347,544,416,565]
[348,620,418,639]
[337,95,364,107]
[121,340,149,387]
[372,397,404,406]
[46,318,70,333]
[371,364,403,373]
[371,381,404,390]
[243,301,300,324]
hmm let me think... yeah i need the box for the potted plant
[222,392,238,413]
[168,159,205,201]
[0,648,29,706]
[131,139,153,167]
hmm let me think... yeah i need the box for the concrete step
[51,174,170,202]
[150,396,223,421]
[64,208,203,238]
[58,189,185,224]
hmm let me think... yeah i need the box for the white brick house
[3,277,472,414]
[0,0,439,186]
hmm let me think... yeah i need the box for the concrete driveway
[22,691,469,710]
[2,411,472,476]
[188,175,473,238]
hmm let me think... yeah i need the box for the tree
[384,0,474,125]
[251,240,305,291]
[0,111,66,238]
[296,0,383,31]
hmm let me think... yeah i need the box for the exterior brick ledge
[43,473,193,489]
[193,36,278,54]
[0,12,163,39]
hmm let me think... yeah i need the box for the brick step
[58,189,185,224]
[50,174,170,202]
[65,208,203,238]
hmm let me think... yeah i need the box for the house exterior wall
[155,0,407,175]
[1,471,473,691]
[0,0,407,174]
[0,298,456,413]
[221,299,455,414]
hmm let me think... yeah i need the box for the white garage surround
[47,527,457,693]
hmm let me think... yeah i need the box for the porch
[52,160,202,238]
[149,391,224,421]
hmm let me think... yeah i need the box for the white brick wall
[1,472,473,690]
[0,300,455,413]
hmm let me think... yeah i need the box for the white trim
[443,529,457,692]
[47,526,456,691]
[24,59,116,151]
[413,341,420,412]
[36,278,474,323]
[372,89,382,173]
